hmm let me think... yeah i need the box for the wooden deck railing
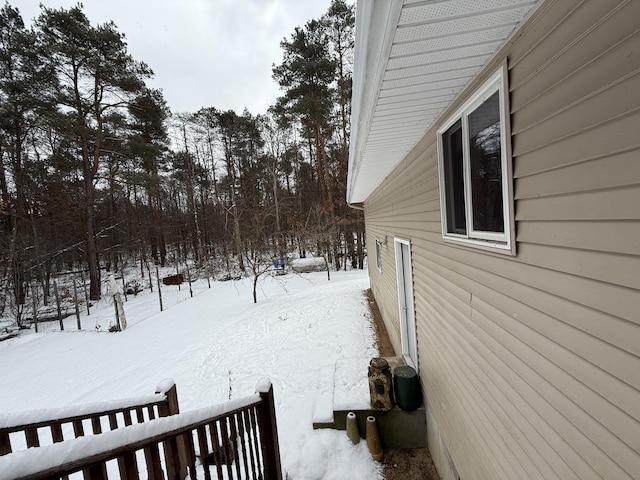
[0,380,282,480]
[0,380,179,457]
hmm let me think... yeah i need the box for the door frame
[394,237,418,371]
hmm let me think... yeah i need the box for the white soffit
[347,0,541,204]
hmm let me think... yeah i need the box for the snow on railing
[0,394,165,431]
[0,380,178,456]
[0,379,283,480]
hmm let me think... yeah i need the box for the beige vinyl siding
[364,0,640,479]
[367,226,401,349]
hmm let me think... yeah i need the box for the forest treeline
[0,0,362,319]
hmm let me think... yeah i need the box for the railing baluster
[178,430,192,478]
[220,418,234,479]
[25,427,40,448]
[123,409,133,426]
[73,418,91,479]
[209,420,223,480]
[249,407,264,476]
[87,462,108,480]
[197,425,211,480]
[51,422,64,442]
[73,419,85,438]
[119,450,139,480]
[51,423,70,480]
[243,409,259,480]
[136,407,145,424]
[236,412,250,479]
[165,436,182,480]
[143,442,164,480]
[91,416,102,434]
[109,412,119,430]
[85,462,108,480]
[0,432,12,455]
[72,420,94,480]
[230,413,242,479]
[185,430,197,478]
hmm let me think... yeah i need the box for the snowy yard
[0,267,383,479]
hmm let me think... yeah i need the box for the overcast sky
[15,0,338,115]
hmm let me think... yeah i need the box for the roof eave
[347,0,543,205]
[347,0,403,205]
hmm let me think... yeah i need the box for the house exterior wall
[364,1,640,479]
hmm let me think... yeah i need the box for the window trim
[437,66,515,254]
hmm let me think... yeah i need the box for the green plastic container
[393,365,422,411]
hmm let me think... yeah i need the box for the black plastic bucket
[393,365,422,411]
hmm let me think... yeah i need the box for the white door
[395,238,418,370]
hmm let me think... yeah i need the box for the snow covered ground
[0,267,384,479]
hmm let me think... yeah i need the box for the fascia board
[347,0,403,205]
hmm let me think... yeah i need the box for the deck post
[157,382,190,479]
[256,383,283,480]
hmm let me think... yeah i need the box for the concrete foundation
[312,355,427,449]
[313,405,427,449]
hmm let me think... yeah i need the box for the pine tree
[128,88,170,266]
[0,3,56,308]
[36,5,151,299]
[272,19,337,221]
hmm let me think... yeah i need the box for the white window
[437,68,514,253]
[375,239,382,272]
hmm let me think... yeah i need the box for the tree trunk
[337,48,350,186]
[9,117,31,306]
[314,124,335,222]
[232,193,244,271]
[82,136,101,300]
[199,187,210,254]
[12,117,27,223]
[253,274,258,304]
[272,163,281,233]
[158,198,167,266]
[85,183,101,300]
[0,145,9,208]
[205,122,219,200]
[182,125,203,264]
[148,198,158,264]
[224,141,244,271]
[106,164,118,272]
[149,193,167,267]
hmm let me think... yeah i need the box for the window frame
[437,66,515,254]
